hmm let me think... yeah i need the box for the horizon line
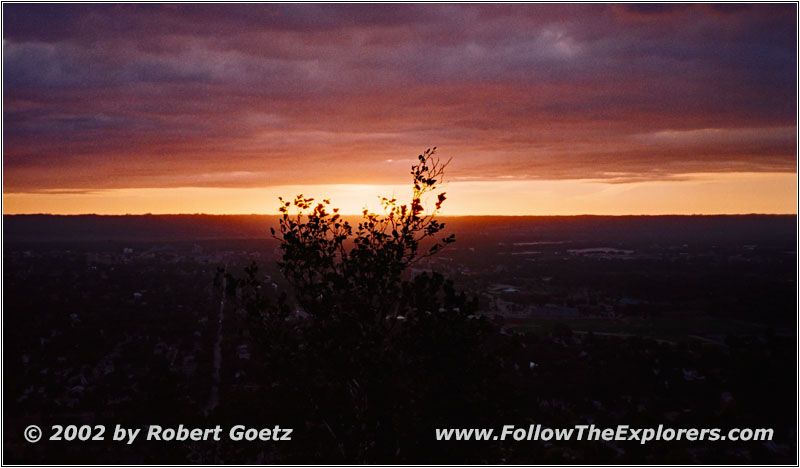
[3,212,797,217]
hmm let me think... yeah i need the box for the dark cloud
[2,3,796,192]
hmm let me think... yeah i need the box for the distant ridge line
[3,213,795,243]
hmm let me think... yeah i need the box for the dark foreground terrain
[3,215,796,464]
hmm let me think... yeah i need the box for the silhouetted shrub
[222,149,495,462]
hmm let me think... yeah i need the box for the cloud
[2,4,796,194]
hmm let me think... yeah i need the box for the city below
[3,214,796,463]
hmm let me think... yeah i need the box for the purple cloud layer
[3,4,796,192]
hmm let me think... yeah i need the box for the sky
[2,3,797,215]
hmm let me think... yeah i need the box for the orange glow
[4,172,795,216]
[4,4,795,215]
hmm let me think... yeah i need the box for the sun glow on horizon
[3,172,796,216]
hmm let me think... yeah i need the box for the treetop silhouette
[271,147,460,323]
[221,148,486,462]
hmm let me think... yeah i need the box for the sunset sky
[3,3,797,215]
